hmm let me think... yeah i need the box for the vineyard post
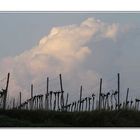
[99,78,102,110]
[31,84,33,110]
[126,88,129,109]
[3,73,10,110]
[46,77,49,110]
[118,73,120,110]
[59,74,64,110]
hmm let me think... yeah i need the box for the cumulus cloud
[0,17,123,101]
[103,23,119,40]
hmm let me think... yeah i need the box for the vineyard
[0,73,140,127]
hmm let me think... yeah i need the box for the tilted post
[59,74,64,110]
[3,73,10,110]
[126,88,129,109]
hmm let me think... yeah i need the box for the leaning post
[3,73,10,110]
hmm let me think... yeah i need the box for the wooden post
[99,78,102,110]
[31,84,33,98]
[47,77,49,94]
[59,74,64,109]
[3,73,10,110]
[46,77,49,110]
[118,73,120,110]
[92,95,95,111]
[85,98,88,111]
[79,85,82,111]
[126,88,129,108]
[31,84,33,110]
[59,74,63,93]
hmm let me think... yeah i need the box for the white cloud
[0,17,122,101]
[103,23,119,40]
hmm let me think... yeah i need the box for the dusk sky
[0,13,140,102]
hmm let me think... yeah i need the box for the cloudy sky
[0,13,140,102]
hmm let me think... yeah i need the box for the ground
[0,109,140,127]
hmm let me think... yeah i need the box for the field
[0,109,140,127]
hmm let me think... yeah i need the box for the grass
[0,109,140,127]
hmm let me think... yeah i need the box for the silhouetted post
[79,85,82,111]
[46,77,49,110]
[31,84,33,98]
[118,73,120,110]
[99,78,102,110]
[88,97,92,111]
[92,94,95,111]
[85,97,88,111]
[59,74,64,110]
[126,88,129,109]
[31,84,33,110]
[3,73,10,110]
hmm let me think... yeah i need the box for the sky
[0,12,140,102]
